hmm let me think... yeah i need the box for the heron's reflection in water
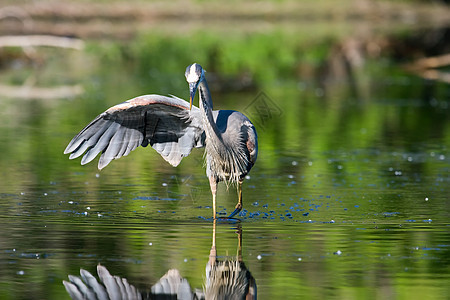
[205,219,256,299]
[63,219,256,300]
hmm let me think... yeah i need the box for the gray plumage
[204,110,257,183]
[64,95,205,169]
[64,63,258,218]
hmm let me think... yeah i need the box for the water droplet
[334,250,342,255]
[292,161,298,166]
[257,255,262,260]
[95,173,100,178]
[298,257,302,261]
[17,270,25,275]
[425,197,428,201]
[162,183,168,187]
[149,242,153,246]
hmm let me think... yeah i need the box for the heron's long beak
[189,82,198,110]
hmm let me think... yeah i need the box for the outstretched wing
[64,94,205,169]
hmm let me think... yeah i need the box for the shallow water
[0,31,449,300]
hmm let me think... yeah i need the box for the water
[0,23,449,300]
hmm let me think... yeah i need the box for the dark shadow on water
[63,220,256,300]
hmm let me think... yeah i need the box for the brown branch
[403,53,450,84]
[420,69,450,84]
[0,35,84,50]
[0,83,84,99]
[410,54,450,70]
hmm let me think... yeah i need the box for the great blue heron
[64,63,258,219]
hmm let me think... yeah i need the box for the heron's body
[197,78,257,184]
[65,63,257,219]
[205,109,257,183]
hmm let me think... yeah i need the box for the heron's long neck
[198,80,222,143]
[198,79,249,183]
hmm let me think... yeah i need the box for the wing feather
[64,94,205,170]
[67,120,110,160]
[65,117,108,154]
[117,127,131,158]
[81,122,121,165]
[104,126,126,159]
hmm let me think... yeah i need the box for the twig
[409,53,450,70]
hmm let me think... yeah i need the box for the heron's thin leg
[237,224,243,262]
[238,181,243,208]
[212,218,217,248]
[209,218,217,266]
[228,180,243,218]
[213,193,217,218]
[209,177,218,219]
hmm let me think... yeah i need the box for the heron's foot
[228,203,242,218]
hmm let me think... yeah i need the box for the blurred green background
[0,0,449,299]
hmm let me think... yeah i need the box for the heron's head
[185,63,205,110]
